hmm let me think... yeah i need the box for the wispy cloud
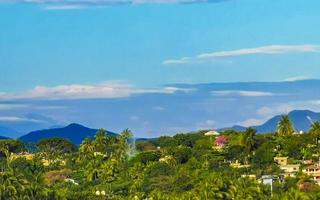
[257,100,320,119]
[238,118,265,127]
[0,116,45,123]
[0,0,230,9]
[283,76,311,82]
[0,103,28,110]
[152,106,165,111]
[163,44,320,65]
[44,4,85,10]
[211,90,275,97]
[0,81,194,100]
[162,57,192,65]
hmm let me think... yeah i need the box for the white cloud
[152,106,165,111]
[129,115,140,121]
[0,0,227,9]
[257,100,320,118]
[211,90,274,97]
[256,106,291,118]
[284,76,311,82]
[238,118,264,127]
[0,82,194,100]
[196,119,217,130]
[0,116,45,123]
[163,44,320,65]
[198,45,320,58]
[44,4,85,10]
[162,57,191,65]
[0,103,28,110]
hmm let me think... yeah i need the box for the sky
[1,0,320,137]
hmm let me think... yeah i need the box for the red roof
[305,166,320,170]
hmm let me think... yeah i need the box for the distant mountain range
[1,110,319,143]
[0,135,9,140]
[19,123,117,145]
[220,110,320,133]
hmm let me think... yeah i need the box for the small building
[280,164,300,177]
[303,160,314,165]
[241,174,256,179]
[274,157,288,166]
[204,130,220,136]
[303,165,320,185]
[230,160,250,169]
[11,153,34,161]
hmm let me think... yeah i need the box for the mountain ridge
[19,123,117,145]
[219,110,320,133]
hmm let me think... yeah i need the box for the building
[280,164,300,177]
[230,160,250,169]
[274,157,299,177]
[204,130,220,136]
[274,157,288,166]
[303,165,320,185]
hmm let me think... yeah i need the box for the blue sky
[1,0,320,137]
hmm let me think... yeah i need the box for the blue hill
[221,110,320,133]
[19,123,117,145]
[255,110,320,133]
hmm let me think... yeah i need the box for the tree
[0,139,25,157]
[0,167,28,199]
[241,128,257,153]
[93,129,110,153]
[37,138,76,165]
[277,115,295,137]
[252,141,277,172]
[309,121,320,144]
[79,137,95,160]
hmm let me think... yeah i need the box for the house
[303,165,320,185]
[204,130,220,136]
[280,164,300,177]
[303,160,314,165]
[230,160,250,169]
[274,157,288,166]
[241,174,256,179]
[11,153,34,161]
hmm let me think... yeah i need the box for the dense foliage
[1,117,320,199]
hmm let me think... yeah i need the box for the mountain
[0,126,20,138]
[255,110,320,133]
[0,136,9,140]
[221,110,320,134]
[19,123,117,145]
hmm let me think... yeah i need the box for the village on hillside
[1,114,320,199]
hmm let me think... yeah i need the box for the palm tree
[277,115,295,137]
[281,188,311,200]
[0,167,28,199]
[93,129,110,153]
[79,137,95,160]
[309,121,320,144]
[241,128,257,153]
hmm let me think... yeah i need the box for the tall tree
[309,121,320,144]
[277,115,295,137]
[37,138,76,165]
[79,137,95,160]
[93,129,110,153]
[241,128,257,153]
